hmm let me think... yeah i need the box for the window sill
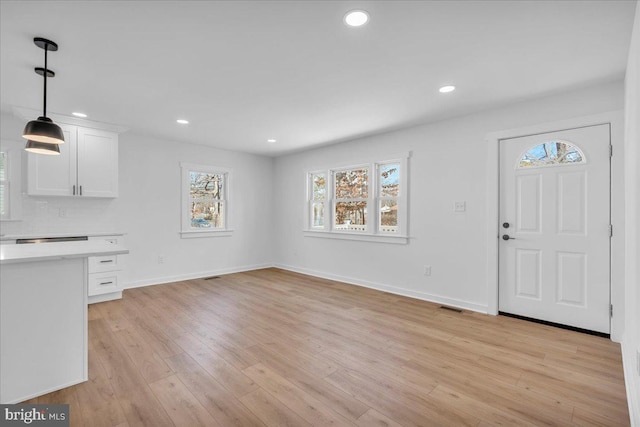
[303,230,408,244]
[180,229,234,239]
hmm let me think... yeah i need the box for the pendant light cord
[43,43,48,118]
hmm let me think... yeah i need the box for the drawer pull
[99,281,114,286]
[100,260,114,263]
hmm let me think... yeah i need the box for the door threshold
[498,311,610,338]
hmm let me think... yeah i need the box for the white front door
[499,124,611,333]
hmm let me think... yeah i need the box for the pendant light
[24,140,61,155]
[23,37,64,154]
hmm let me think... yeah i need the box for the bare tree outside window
[335,168,368,230]
[519,141,584,168]
[190,172,224,228]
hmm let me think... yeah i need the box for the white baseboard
[122,263,273,290]
[88,291,122,304]
[622,337,640,426]
[5,377,87,405]
[274,263,489,314]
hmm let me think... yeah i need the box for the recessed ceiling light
[267,139,277,143]
[439,85,456,93]
[344,10,369,27]
[72,112,87,118]
[176,119,189,124]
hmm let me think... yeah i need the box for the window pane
[519,141,584,168]
[0,152,5,181]
[190,172,223,200]
[335,169,368,199]
[335,201,367,231]
[312,202,324,227]
[380,200,398,233]
[312,174,326,201]
[191,199,224,228]
[380,163,399,197]
[0,183,5,217]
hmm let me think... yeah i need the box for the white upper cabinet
[28,124,118,198]
[76,127,118,197]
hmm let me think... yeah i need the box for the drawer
[88,272,119,296]
[88,255,120,273]
[89,235,122,245]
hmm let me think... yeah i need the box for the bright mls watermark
[1,404,69,426]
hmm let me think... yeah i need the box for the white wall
[623,2,640,424]
[273,81,625,314]
[0,113,274,286]
[115,133,274,286]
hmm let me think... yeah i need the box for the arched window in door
[518,140,585,168]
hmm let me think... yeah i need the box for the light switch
[454,201,466,212]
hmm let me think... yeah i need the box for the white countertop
[0,231,126,241]
[0,241,129,264]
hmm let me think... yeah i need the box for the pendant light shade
[23,116,65,144]
[23,37,65,151]
[24,140,61,155]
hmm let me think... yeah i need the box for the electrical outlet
[424,265,431,276]
[158,255,165,264]
[59,208,67,218]
[454,201,466,212]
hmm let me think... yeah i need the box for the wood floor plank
[428,384,538,427]
[74,348,128,427]
[164,352,267,427]
[245,343,370,421]
[36,385,84,427]
[118,297,184,359]
[148,375,220,427]
[355,409,404,427]
[89,318,174,427]
[240,388,312,427]
[243,363,357,426]
[171,332,259,398]
[113,327,174,384]
[325,368,479,427]
[23,268,628,427]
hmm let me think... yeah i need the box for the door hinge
[610,304,613,318]
[609,224,613,237]
[610,145,613,157]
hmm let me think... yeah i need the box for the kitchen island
[0,240,128,404]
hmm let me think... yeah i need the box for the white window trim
[304,152,410,244]
[180,162,233,239]
[0,142,23,222]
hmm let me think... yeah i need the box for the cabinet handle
[99,281,113,286]
[100,260,114,263]
[72,185,76,195]
[79,185,83,196]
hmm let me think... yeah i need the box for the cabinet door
[76,128,118,197]
[27,124,77,196]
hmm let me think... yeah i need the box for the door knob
[502,234,516,240]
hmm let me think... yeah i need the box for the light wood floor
[26,268,629,426]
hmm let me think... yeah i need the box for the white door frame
[485,110,625,342]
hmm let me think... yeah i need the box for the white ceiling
[0,1,635,156]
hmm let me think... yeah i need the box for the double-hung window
[306,153,408,243]
[310,173,327,229]
[378,162,401,233]
[334,167,369,232]
[180,162,231,238]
